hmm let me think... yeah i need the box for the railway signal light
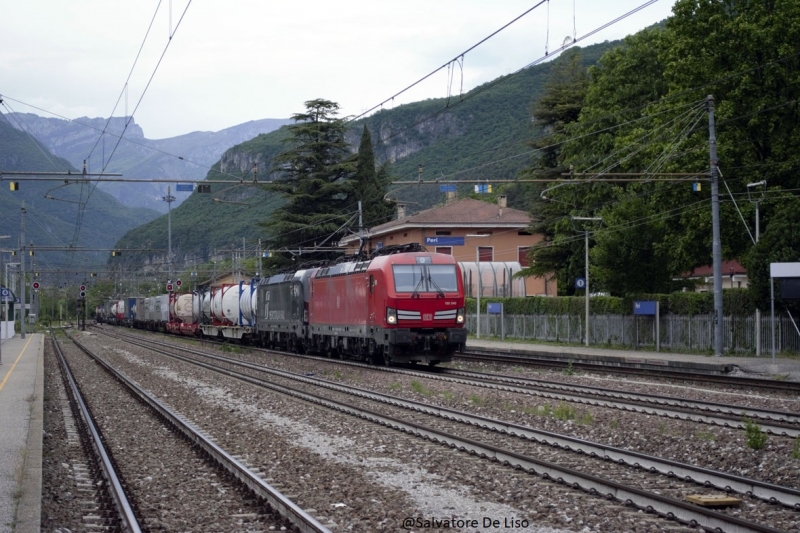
[176,279,182,288]
[32,282,40,290]
[166,283,173,292]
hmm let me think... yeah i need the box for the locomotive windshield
[392,264,459,293]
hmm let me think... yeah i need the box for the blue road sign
[487,302,503,314]
[176,183,194,192]
[634,301,658,315]
[575,277,586,289]
[439,184,457,193]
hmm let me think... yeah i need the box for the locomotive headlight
[386,307,397,324]
[456,307,465,324]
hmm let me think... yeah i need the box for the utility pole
[162,186,175,281]
[572,216,602,346]
[708,95,724,357]
[20,204,26,339]
[0,235,9,364]
[747,180,766,356]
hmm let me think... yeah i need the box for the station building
[339,194,556,297]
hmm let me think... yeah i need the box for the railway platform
[0,333,43,533]
[465,337,800,382]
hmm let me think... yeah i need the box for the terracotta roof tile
[370,198,530,233]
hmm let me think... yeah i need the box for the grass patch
[388,382,402,391]
[441,390,455,400]
[609,419,619,429]
[792,439,800,460]
[410,380,434,396]
[743,417,769,450]
[553,402,577,421]
[220,344,243,354]
[469,394,488,407]
[695,429,716,442]
[538,404,553,417]
[562,361,576,376]
[576,412,594,425]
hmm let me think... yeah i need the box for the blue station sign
[176,183,194,192]
[424,236,465,246]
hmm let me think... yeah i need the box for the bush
[465,288,754,316]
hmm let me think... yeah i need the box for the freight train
[96,245,467,366]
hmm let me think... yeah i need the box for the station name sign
[424,236,465,246]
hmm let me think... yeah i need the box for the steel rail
[102,331,800,512]
[439,368,800,426]
[456,350,800,394]
[66,333,331,533]
[102,327,800,436]
[51,335,142,533]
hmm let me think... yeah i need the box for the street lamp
[162,186,176,281]
[571,217,602,346]
[0,235,10,364]
[746,180,766,356]
[466,234,490,338]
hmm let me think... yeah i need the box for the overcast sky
[2,0,676,139]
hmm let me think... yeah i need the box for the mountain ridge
[4,113,292,212]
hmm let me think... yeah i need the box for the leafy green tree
[517,49,589,294]
[658,0,800,272]
[590,194,673,295]
[529,1,800,295]
[262,99,355,267]
[352,125,396,230]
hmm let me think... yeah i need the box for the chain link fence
[467,313,800,354]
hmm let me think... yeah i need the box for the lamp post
[572,217,602,346]
[466,234,490,338]
[746,180,766,356]
[162,186,176,281]
[0,235,10,364]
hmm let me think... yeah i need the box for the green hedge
[466,288,754,316]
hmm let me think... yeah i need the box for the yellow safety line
[0,336,34,393]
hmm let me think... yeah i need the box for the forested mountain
[0,113,160,281]
[4,113,291,212]
[111,39,619,272]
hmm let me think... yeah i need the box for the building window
[478,247,493,262]
[435,230,452,236]
[435,247,452,255]
[518,246,531,267]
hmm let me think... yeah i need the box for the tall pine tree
[262,99,355,267]
[353,125,395,232]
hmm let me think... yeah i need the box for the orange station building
[339,195,556,297]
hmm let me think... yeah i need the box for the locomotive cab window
[392,264,458,293]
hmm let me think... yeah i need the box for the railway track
[96,328,800,532]
[45,335,141,531]
[53,332,330,532]
[456,349,800,394]
[100,326,800,436]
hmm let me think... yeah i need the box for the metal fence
[467,313,800,355]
